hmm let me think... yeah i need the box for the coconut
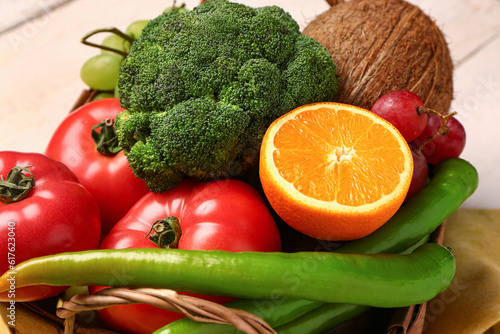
[303,0,454,113]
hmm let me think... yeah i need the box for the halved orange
[259,102,413,241]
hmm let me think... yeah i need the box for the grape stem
[414,107,458,154]
[81,27,135,58]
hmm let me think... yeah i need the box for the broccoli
[116,0,339,193]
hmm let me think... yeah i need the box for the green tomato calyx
[92,118,122,156]
[0,165,35,204]
[147,217,182,249]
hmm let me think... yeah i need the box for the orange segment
[260,102,413,241]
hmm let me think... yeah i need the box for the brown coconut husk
[303,0,454,113]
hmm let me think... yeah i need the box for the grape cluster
[79,20,149,100]
[371,90,466,199]
[78,4,190,100]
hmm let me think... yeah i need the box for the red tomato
[89,178,281,334]
[45,98,149,236]
[0,152,100,302]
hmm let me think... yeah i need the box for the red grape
[414,114,466,165]
[406,149,429,199]
[371,90,427,142]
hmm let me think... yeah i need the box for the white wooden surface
[1,0,499,209]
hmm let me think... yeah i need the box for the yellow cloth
[423,209,500,334]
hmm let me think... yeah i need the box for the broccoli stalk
[116,0,339,193]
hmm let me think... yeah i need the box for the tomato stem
[0,165,35,204]
[147,217,182,249]
[92,118,122,156]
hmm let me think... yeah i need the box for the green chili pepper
[154,298,323,334]
[160,158,478,333]
[156,237,433,334]
[268,235,433,334]
[0,243,454,308]
[275,303,371,334]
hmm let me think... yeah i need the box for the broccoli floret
[117,0,339,193]
[284,34,342,107]
[151,96,250,180]
[115,110,151,150]
[127,139,184,194]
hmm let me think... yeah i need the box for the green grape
[92,91,115,101]
[114,81,119,98]
[125,20,150,40]
[80,53,123,91]
[80,19,150,92]
[101,34,129,55]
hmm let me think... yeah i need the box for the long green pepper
[153,298,324,334]
[0,243,454,308]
